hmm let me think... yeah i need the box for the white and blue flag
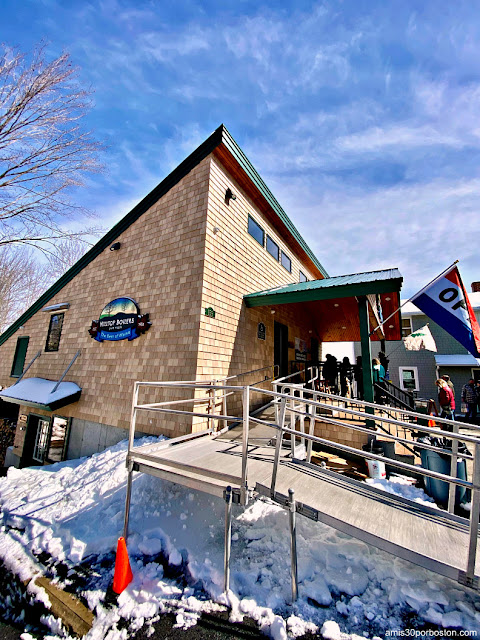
[410,266,480,357]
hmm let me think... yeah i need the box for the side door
[274,321,289,378]
[23,414,52,466]
[32,418,52,464]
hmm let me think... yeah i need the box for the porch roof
[244,268,403,342]
[435,354,480,367]
[244,268,403,307]
[0,378,82,412]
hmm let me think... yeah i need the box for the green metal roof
[244,268,403,307]
[0,124,327,347]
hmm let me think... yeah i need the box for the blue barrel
[420,449,467,506]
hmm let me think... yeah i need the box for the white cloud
[139,29,210,63]
[335,124,463,153]
[270,176,480,297]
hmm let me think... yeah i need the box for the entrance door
[274,321,289,377]
[32,418,51,464]
[22,414,51,466]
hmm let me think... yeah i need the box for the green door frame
[358,296,374,423]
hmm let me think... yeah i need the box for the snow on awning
[435,354,480,367]
[0,377,82,411]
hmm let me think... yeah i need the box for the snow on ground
[1,437,479,639]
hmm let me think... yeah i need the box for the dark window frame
[247,215,264,247]
[11,336,30,377]
[45,313,65,352]
[281,251,292,273]
[299,271,308,282]
[266,235,279,261]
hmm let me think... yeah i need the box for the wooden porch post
[358,296,374,405]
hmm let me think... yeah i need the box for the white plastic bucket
[366,459,386,479]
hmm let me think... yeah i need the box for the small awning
[435,355,480,367]
[0,377,82,411]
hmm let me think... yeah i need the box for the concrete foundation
[66,418,148,459]
[4,446,20,468]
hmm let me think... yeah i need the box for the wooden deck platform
[129,419,480,586]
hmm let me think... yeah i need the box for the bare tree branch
[0,43,104,248]
[0,246,50,331]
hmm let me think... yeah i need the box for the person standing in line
[461,378,478,423]
[322,354,338,394]
[353,356,363,400]
[436,379,455,423]
[372,358,386,404]
[339,357,353,397]
[441,374,455,395]
[378,351,390,382]
[441,375,455,418]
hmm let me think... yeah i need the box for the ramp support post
[224,485,233,593]
[447,422,459,514]
[241,386,250,505]
[271,397,287,497]
[466,442,480,582]
[123,458,135,541]
[288,488,298,602]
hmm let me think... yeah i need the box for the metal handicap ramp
[123,377,480,594]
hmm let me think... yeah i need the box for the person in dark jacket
[462,378,478,422]
[322,354,338,393]
[353,356,363,400]
[339,357,353,397]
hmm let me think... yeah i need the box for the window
[399,366,419,392]
[401,317,412,338]
[281,251,291,273]
[248,215,264,246]
[299,271,308,282]
[266,236,279,260]
[45,313,64,352]
[11,336,29,377]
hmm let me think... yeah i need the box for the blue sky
[2,0,480,298]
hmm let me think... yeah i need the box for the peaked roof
[0,124,327,347]
[244,268,403,307]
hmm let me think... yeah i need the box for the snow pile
[365,475,439,508]
[1,437,479,639]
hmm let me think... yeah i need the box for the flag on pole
[403,324,437,352]
[410,265,480,356]
[367,294,384,338]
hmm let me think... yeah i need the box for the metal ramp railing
[122,371,480,601]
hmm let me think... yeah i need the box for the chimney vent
[472,282,480,293]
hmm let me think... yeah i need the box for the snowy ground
[0,437,479,639]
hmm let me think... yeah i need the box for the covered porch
[244,268,403,403]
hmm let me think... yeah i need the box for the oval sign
[89,297,151,342]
